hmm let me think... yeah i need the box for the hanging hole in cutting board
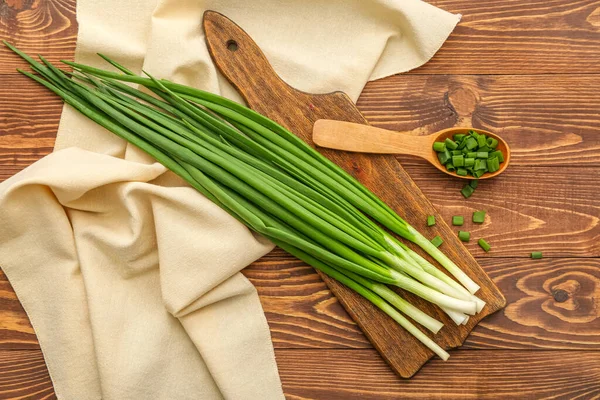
[226,40,238,51]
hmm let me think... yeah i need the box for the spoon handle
[313,120,436,161]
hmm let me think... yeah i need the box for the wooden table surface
[1,0,599,399]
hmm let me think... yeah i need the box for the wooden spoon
[313,119,510,180]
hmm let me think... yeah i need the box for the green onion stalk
[5,42,486,359]
[85,68,485,317]
[57,57,481,295]
[69,51,483,300]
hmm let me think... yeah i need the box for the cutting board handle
[203,10,290,105]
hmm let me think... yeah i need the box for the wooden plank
[2,73,599,256]
[2,1,600,75]
[0,350,56,400]
[0,0,598,397]
[2,160,596,257]
[251,255,600,350]
[465,257,600,350]
[405,165,600,257]
[359,74,600,166]
[418,0,600,74]
[0,77,60,179]
[0,271,38,350]
[0,0,77,73]
[1,349,599,400]
[277,349,600,400]
[3,256,599,351]
[4,73,600,172]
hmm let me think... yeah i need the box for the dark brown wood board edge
[202,10,506,378]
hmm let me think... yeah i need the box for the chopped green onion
[531,251,543,259]
[431,236,443,248]
[487,157,500,173]
[477,135,487,148]
[445,138,458,150]
[439,130,506,179]
[472,211,486,223]
[433,142,446,152]
[487,137,498,148]
[452,216,464,226]
[473,169,486,178]
[461,184,475,198]
[452,155,464,167]
[465,137,478,150]
[438,149,452,164]
[469,180,478,189]
[478,239,491,252]
[490,150,504,163]
[453,134,466,142]
[427,215,436,227]
[474,159,487,171]
[458,231,470,242]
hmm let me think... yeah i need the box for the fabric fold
[0,0,459,398]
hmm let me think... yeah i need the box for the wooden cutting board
[203,11,506,378]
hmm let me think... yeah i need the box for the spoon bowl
[313,120,511,180]
[428,127,510,179]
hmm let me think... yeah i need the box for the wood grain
[0,0,77,73]
[254,255,600,351]
[415,0,600,74]
[4,256,598,352]
[0,350,55,400]
[0,77,61,179]
[2,0,600,75]
[1,0,600,398]
[470,257,600,350]
[359,74,600,167]
[1,349,599,400]
[405,165,600,258]
[4,72,600,176]
[2,75,599,257]
[204,11,505,378]
[277,349,600,400]
[0,271,38,351]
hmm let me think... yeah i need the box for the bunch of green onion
[5,42,486,361]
